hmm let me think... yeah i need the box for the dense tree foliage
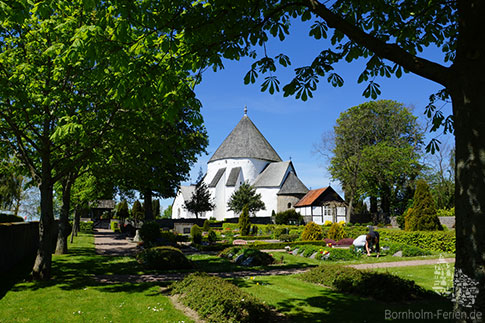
[227,182,265,216]
[116,200,130,222]
[328,100,422,220]
[0,158,25,215]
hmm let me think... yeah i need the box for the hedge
[291,244,362,261]
[249,240,329,250]
[79,221,93,233]
[0,213,24,223]
[380,230,455,253]
[298,265,432,301]
[171,273,272,323]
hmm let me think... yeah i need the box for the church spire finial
[244,105,247,116]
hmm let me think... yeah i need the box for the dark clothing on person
[366,231,380,253]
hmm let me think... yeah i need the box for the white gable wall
[254,187,279,217]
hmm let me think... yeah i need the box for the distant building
[172,109,308,221]
[294,187,347,224]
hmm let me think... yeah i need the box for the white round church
[172,109,309,221]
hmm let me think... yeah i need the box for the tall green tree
[0,1,206,279]
[328,101,422,220]
[152,199,161,219]
[0,158,26,215]
[238,204,250,236]
[227,182,266,216]
[173,1,484,312]
[184,170,214,219]
[116,200,130,222]
[131,200,144,225]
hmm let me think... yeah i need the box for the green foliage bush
[279,233,299,242]
[110,221,120,232]
[381,241,432,257]
[405,180,441,231]
[380,230,455,253]
[139,221,161,245]
[190,225,202,244]
[301,222,323,241]
[436,207,455,217]
[160,231,177,245]
[0,213,24,223]
[79,221,93,233]
[274,209,302,225]
[207,230,217,244]
[171,273,272,323]
[219,247,274,266]
[203,219,211,232]
[299,265,431,301]
[327,223,346,241]
[249,240,328,250]
[136,246,192,270]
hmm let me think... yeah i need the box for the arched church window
[287,203,292,209]
[178,208,181,217]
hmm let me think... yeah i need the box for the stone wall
[0,222,39,274]
[388,216,455,229]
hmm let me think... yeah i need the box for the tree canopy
[227,182,266,216]
[184,171,214,219]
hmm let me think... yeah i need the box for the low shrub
[136,246,192,270]
[139,221,161,245]
[207,230,217,244]
[219,247,274,266]
[160,231,178,245]
[191,225,202,244]
[202,220,211,232]
[120,223,136,237]
[336,238,354,246]
[323,220,333,226]
[436,207,455,217]
[249,240,328,250]
[110,221,120,233]
[0,213,24,223]
[299,265,431,301]
[327,223,346,241]
[237,235,272,240]
[301,222,323,241]
[79,221,93,233]
[171,273,272,323]
[381,241,432,257]
[279,233,299,242]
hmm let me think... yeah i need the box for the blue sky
[164,20,453,211]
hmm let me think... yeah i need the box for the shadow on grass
[272,289,452,323]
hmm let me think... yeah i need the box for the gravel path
[94,228,138,256]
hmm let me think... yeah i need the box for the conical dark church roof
[209,113,282,163]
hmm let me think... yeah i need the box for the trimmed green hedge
[236,235,272,240]
[171,273,272,323]
[381,241,432,257]
[79,221,93,233]
[249,240,328,250]
[380,230,455,253]
[298,265,432,301]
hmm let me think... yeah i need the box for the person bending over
[365,231,380,257]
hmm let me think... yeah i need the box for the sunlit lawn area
[234,275,453,323]
[0,233,191,323]
[373,264,454,291]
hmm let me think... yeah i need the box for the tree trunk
[70,207,78,244]
[451,2,485,319]
[346,194,353,223]
[369,196,378,214]
[143,188,153,221]
[56,176,73,254]
[451,84,485,319]
[32,164,54,280]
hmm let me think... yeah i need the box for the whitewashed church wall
[172,192,196,219]
[254,187,279,217]
[212,170,228,221]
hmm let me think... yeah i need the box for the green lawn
[373,264,454,291]
[234,275,453,322]
[0,233,192,323]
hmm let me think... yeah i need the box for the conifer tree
[405,180,441,231]
[184,170,214,219]
[227,182,265,216]
[238,204,250,236]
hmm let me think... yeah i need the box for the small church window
[178,208,181,217]
[287,203,292,209]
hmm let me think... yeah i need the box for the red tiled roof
[294,187,328,207]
